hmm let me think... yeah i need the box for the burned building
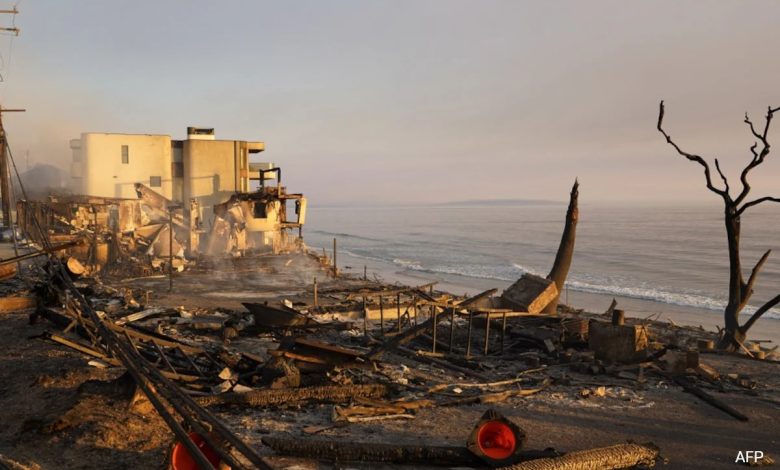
[16,128,307,273]
[68,127,272,229]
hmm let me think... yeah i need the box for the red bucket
[467,409,526,466]
[170,432,224,470]
[475,420,517,460]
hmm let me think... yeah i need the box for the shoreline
[335,249,780,344]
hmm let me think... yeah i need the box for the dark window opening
[150,176,162,187]
[121,145,129,164]
[253,202,267,218]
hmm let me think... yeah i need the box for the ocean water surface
[304,202,780,321]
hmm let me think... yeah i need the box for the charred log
[196,383,387,408]
[543,179,579,314]
[503,443,658,470]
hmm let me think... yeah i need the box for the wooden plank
[0,296,36,313]
[115,307,168,326]
[105,322,203,355]
[46,333,119,364]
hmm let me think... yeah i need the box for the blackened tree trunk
[658,101,780,351]
[544,179,579,314]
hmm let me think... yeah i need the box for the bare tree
[657,101,780,350]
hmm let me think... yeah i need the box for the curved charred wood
[502,443,659,470]
[544,179,579,314]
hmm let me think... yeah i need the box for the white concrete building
[69,127,270,228]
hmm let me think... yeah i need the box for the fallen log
[196,384,387,408]
[262,435,560,466]
[673,375,748,421]
[262,435,481,466]
[501,442,658,470]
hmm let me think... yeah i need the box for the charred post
[543,179,579,314]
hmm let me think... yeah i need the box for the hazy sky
[2,0,780,205]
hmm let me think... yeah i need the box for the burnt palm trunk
[543,180,579,314]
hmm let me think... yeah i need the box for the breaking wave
[336,248,780,319]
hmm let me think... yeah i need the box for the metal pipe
[466,312,473,358]
[432,306,438,353]
[501,311,507,354]
[333,238,337,276]
[448,303,456,352]
[484,313,491,356]
[396,293,401,333]
[379,296,384,335]
[363,296,368,337]
[313,277,318,307]
[168,208,174,292]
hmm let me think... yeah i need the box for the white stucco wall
[74,133,173,199]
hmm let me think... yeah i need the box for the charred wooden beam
[673,375,748,421]
[262,435,480,466]
[263,436,561,467]
[196,384,388,408]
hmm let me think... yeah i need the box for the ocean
[304,202,780,325]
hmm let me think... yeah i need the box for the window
[150,176,162,187]
[121,145,129,164]
[253,201,267,218]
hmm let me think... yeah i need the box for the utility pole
[0,106,25,228]
[0,6,22,228]
[0,7,19,36]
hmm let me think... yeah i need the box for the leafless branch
[657,101,728,198]
[738,196,780,215]
[714,159,730,195]
[745,113,763,140]
[736,107,777,205]
[743,249,771,300]
[742,292,780,333]
[749,142,758,159]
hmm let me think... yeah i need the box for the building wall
[182,139,249,227]
[73,133,174,200]
[69,132,266,230]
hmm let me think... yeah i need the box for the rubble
[500,273,558,314]
[0,180,777,469]
[588,320,649,364]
